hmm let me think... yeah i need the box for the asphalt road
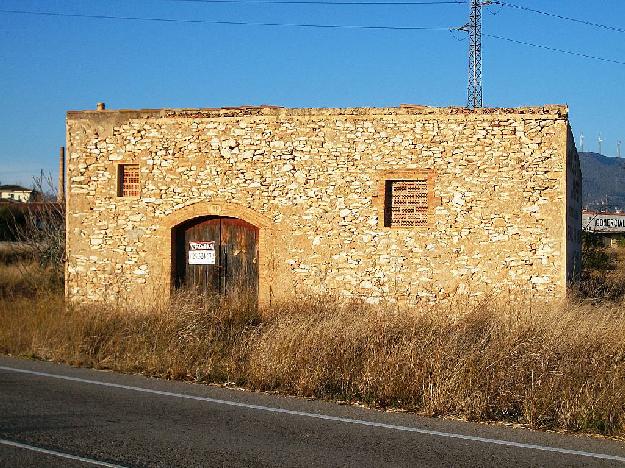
[1,356,624,467]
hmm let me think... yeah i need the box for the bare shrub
[0,261,61,298]
[576,234,625,300]
[0,242,32,265]
[0,205,25,242]
[7,173,65,293]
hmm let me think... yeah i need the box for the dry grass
[2,240,625,437]
[576,235,625,300]
[0,242,61,297]
[0,242,30,265]
[0,291,259,381]
[1,281,625,437]
[249,297,625,435]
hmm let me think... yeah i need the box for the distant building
[582,211,625,233]
[582,210,625,247]
[0,185,36,203]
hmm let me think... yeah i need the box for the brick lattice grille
[120,164,140,197]
[390,180,428,227]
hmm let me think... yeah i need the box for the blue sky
[1,0,624,187]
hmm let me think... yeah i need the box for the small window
[384,179,429,227]
[118,164,140,197]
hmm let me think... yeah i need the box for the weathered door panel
[221,218,259,299]
[175,216,258,300]
[183,218,221,294]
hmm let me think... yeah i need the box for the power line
[0,9,452,30]
[1,8,624,67]
[493,1,625,34]
[485,33,625,66]
[155,0,467,4]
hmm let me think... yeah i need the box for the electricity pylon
[461,1,491,108]
[467,0,483,108]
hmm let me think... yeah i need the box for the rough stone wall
[65,105,576,304]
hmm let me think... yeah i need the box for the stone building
[65,104,581,305]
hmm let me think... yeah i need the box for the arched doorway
[173,216,259,299]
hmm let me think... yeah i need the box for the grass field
[1,240,625,438]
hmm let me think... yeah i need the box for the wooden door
[174,217,258,299]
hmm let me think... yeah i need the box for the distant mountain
[579,152,625,211]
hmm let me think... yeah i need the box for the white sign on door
[188,241,216,265]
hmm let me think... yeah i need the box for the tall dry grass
[0,242,60,297]
[0,291,259,381]
[2,237,625,436]
[1,281,625,437]
[576,234,625,300]
[249,297,625,435]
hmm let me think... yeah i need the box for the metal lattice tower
[467,0,483,108]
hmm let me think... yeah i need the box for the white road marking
[1,365,624,464]
[0,438,127,467]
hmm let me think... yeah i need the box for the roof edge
[66,104,569,120]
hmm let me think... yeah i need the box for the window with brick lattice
[118,164,140,197]
[384,179,429,227]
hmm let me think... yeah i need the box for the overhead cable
[156,0,466,4]
[493,1,625,34]
[1,8,624,66]
[0,9,452,30]
[486,34,625,66]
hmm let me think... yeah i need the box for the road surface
[1,356,624,467]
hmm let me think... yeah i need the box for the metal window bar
[390,180,428,227]
[120,164,140,197]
